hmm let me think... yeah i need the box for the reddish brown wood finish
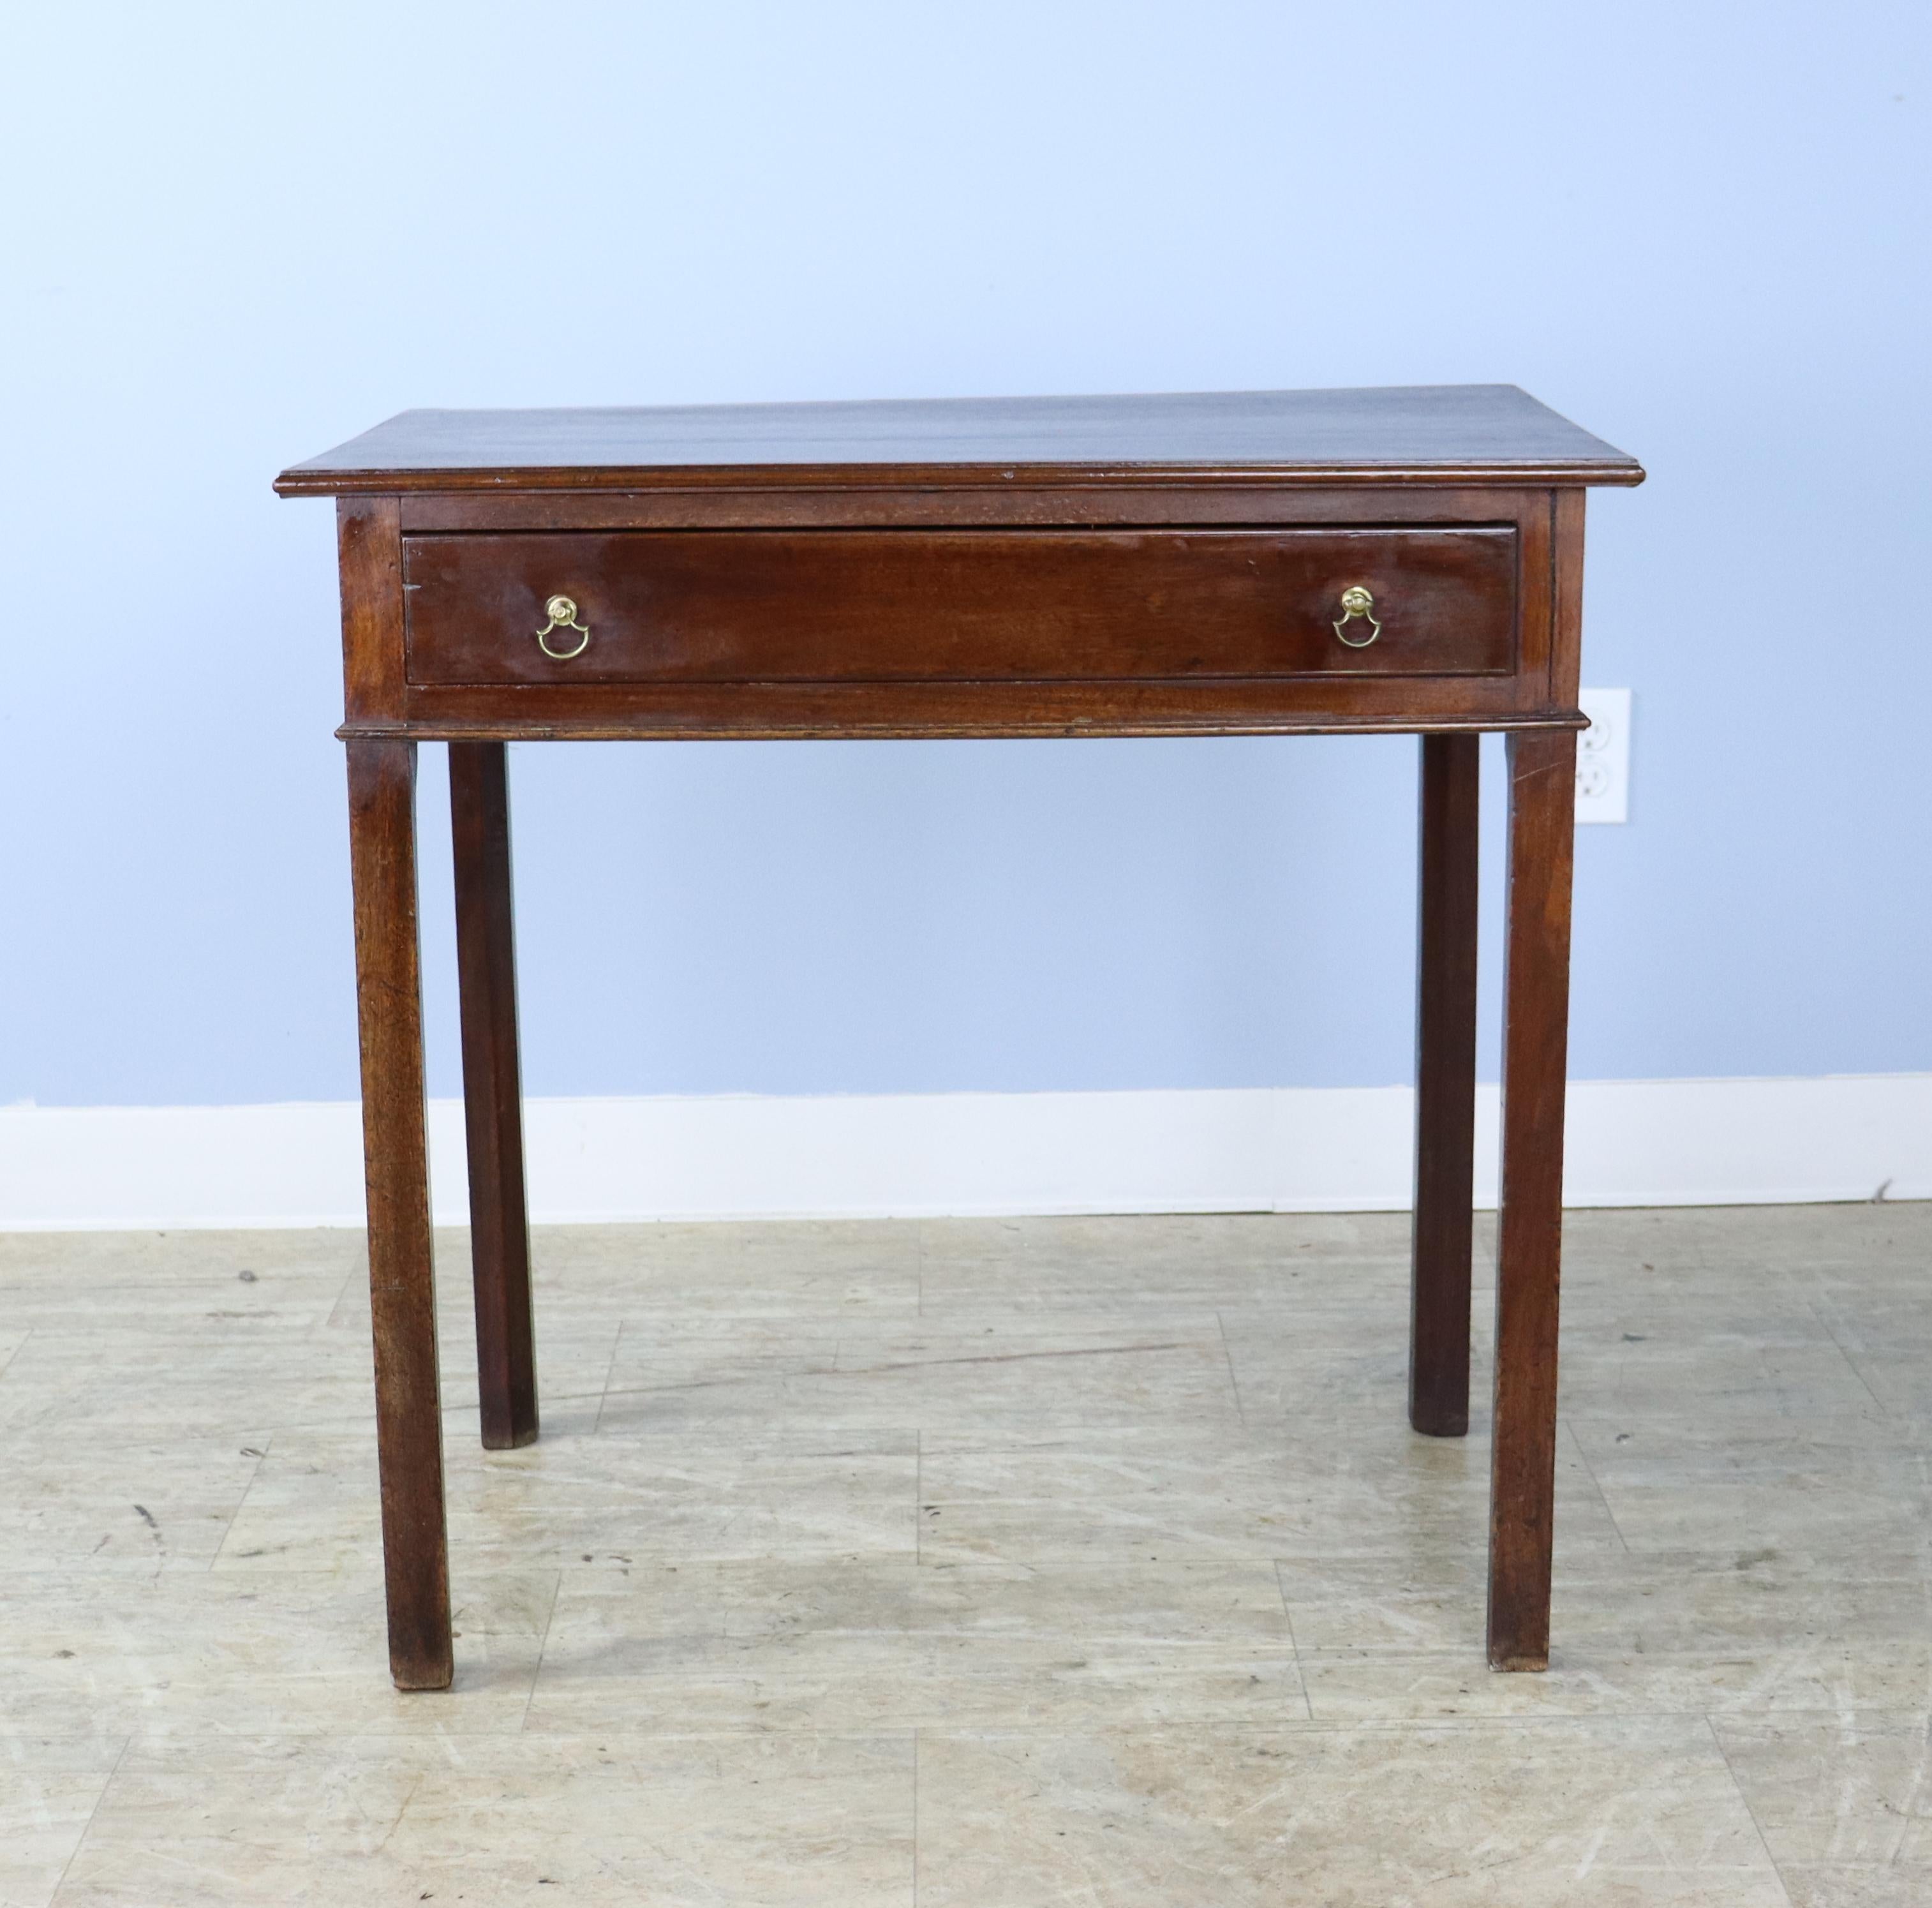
[359,680,1570,745]
[345,737,452,1691]
[1409,732,1481,1437]
[1549,489,1588,710]
[1487,727,1580,1671]
[402,527,1518,688]
[336,496,406,728]
[290,389,1635,1687]
[398,482,1545,533]
[365,486,1559,743]
[450,742,537,1452]
[274,385,1645,496]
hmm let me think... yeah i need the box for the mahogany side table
[276,386,1643,1689]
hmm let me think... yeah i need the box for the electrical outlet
[1575,688,1631,824]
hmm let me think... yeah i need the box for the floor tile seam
[456,1425,920,1456]
[1701,1708,1932,1723]
[0,1717,1847,1778]
[1561,1417,1631,1555]
[79,1385,624,1443]
[46,1729,131,1905]
[1774,1860,1932,1879]
[1215,1309,1247,1430]
[521,1577,1344,1600]
[591,1316,629,1434]
[787,1710,1790,1741]
[195,1431,278,1574]
[587,1414,1245,1443]
[98,1727,928,1766]
[507,1558,1339,1592]
[320,1262,360,1339]
[521,1634,1313,1663]
[912,1725,919,1908]
[1291,1626,1932,1655]
[18,1713,1877,1757]
[517,1570,566,1733]
[510,1713,1717,1745]
[41,1400,586,1441]
[1805,1295,1895,1418]
[7,1324,346,1350]
[1703,1710,1801,1906]
[551,1704,1932,1744]
[0,1325,33,1383]
[810,1330,1240,1363]
[458,1384,612,1413]
[1270,1560,1316,1722]
[1,1556,565,1597]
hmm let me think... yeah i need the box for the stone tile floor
[1,1203,1928,1904]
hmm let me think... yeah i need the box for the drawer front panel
[402,528,1518,687]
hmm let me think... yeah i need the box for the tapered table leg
[1487,728,1577,1671]
[1409,733,1480,1436]
[346,738,453,1692]
[450,741,538,1450]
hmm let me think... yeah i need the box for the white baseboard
[0,1075,1923,1232]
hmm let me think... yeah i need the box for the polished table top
[276,384,1644,495]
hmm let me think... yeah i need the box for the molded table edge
[275,462,1646,498]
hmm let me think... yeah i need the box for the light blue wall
[2,2,1926,1107]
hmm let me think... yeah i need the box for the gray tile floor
[1,1204,1928,1905]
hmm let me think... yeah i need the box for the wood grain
[1548,489,1587,709]
[402,528,1519,688]
[450,741,538,1452]
[1487,727,1579,1671]
[338,477,1566,747]
[335,496,404,726]
[396,481,1549,534]
[275,385,1644,495]
[345,737,452,1690]
[1409,733,1481,1438]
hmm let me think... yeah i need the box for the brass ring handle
[1332,585,1381,648]
[535,593,590,660]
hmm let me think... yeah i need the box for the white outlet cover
[1575,687,1631,824]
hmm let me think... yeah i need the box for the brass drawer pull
[535,594,591,659]
[1332,585,1381,648]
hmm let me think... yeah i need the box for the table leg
[1409,733,1480,1437]
[346,738,454,1692]
[1486,728,1577,1671]
[450,742,539,1450]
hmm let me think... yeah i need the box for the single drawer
[402,527,1519,687]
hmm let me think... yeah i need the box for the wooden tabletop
[276,385,1643,496]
